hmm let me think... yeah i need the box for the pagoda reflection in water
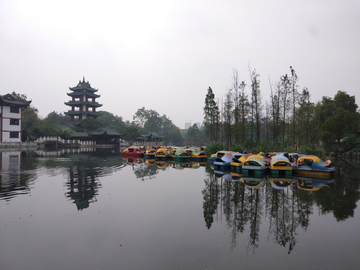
[65,166,102,211]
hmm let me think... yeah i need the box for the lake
[0,149,359,270]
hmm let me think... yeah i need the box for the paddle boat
[264,152,289,166]
[269,154,293,177]
[291,154,335,179]
[208,151,234,164]
[169,147,191,162]
[121,146,144,157]
[214,152,242,171]
[185,147,207,162]
[155,147,168,160]
[242,153,267,177]
[144,147,156,159]
[288,153,298,163]
[230,152,252,173]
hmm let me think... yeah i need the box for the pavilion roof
[0,94,31,106]
[88,128,121,136]
[69,77,98,92]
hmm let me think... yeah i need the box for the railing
[35,136,96,145]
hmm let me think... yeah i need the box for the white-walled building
[0,94,31,142]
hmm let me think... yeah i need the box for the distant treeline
[202,67,360,155]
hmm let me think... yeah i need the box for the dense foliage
[202,67,360,155]
[132,107,182,144]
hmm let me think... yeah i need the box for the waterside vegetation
[11,65,360,155]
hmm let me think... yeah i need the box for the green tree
[80,118,102,131]
[186,124,202,145]
[44,111,70,125]
[166,125,183,145]
[297,87,313,145]
[203,87,220,141]
[133,107,148,128]
[133,107,162,133]
[143,109,162,133]
[22,106,41,140]
[122,126,141,143]
[321,91,359,149]
[98,111,125,132]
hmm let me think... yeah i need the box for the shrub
[204,141,226,157]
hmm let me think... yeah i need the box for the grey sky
[1,0,359,128]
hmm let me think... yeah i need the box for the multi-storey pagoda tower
[65,77,102,122]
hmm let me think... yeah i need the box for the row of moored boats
[121,146,336,179]
[209,151,335,179]
[121,146,207,162]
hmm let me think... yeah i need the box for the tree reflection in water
[202,158,360,254]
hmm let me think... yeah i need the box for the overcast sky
[1,0,359,129]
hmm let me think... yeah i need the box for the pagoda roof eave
[64,101,102,107]
[0,94,32,106]
[69,79,98,92]
[64,111,103,116]
[66,92,100,98]
[69,86,98,92]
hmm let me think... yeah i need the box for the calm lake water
[0,149,359,270]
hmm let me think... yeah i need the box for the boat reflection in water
[241,176,266,189]
[293,177,335,191]
[155,160,169,170]
[121,156,144,164]
[270,177,293,190]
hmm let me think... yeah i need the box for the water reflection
[202,159,360,254]
[65,165,102,210]
[1,150,360,258]
[0,149,126,206]
[0,151,37,200]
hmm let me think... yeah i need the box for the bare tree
[223,88,234,147]
[290,66,299,145]
[280,74,291,147]
[249,67,263,146]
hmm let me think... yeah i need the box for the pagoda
[65,77,102,121]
